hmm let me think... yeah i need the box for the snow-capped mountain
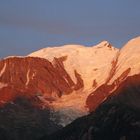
[0,40,119,123]
[41,37,140,140]
[29,41,118,114]
[87,36,140,111]
[0,36,140,140]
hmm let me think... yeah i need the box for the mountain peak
[95,40,114,49]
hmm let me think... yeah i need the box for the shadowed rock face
[43,105,140,140]
[43,74,140,140]
[0,97,62,140]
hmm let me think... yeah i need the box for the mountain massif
[0,37,140,140]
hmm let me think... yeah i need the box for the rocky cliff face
[0,56,83,107]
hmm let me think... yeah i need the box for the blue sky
[0,0,140,58]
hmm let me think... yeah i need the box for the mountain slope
[43,74,140,140]
[86,36,140,111]
[38,36,140,139]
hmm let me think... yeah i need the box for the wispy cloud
[0,14,88,36]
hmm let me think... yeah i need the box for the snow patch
[0,63,7,77]
[31,72,36,79]
[63,76,69,84]
[25,69,30,86]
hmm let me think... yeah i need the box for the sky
[0,0,140,58]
